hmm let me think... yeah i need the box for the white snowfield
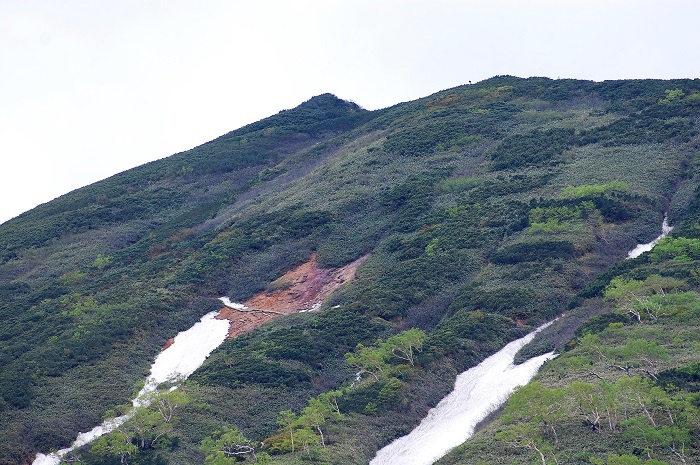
[370,322,555,465]
[33,311,230,465]
[627,215,673,259]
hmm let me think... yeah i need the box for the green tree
[659,88,685,104]
[614,339,668,379]
[275,410,298,453]
[605,275,692,323]
[149,388,191,423]
[345,343,389,381]
[503,382,566,444]
[90,432,138,464]
[495,422,556,465]
[385,328,426,366]
[294,427,323,460]
[127,406,172,449]
[299,395,343,447]
[200,426,258,464]
[92,253,113,269]
[567,381,609,431]
[344,328,427,382]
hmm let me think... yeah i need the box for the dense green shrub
[579,114,696,146]
[472,173,553,200]
[192,352,310,389]
[490,128,576,170]
[426,310,517,369]
[572,312,630,339]
[382,119,481,157]
[649,236,700,262]
[450,286,537,317]
[491,240,576,264]
[657,362,700,392]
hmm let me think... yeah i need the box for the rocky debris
[216,253,368,339]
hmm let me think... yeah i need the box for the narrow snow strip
[627,215,673,259]
[33,311,230,465]
[219,296,248,310]
[370,322,555,465]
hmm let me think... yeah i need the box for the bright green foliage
[345,328,426,381]
[659,88,685,104]
[649,237,700,262]
[497,375,698,463]
[529,204,591,232]
[495,422,557,465]
[273,410,299,453]
[72,388,191,463]
[344,342,390,381]
[92,253,112,269]
[266,411,321,457]
[266,389,343,455]
[200,426,258,464]
[147,388,191,423]
[561,181,629,199]
[604,275,698,323]
[605,277,655,302]
[301,395,343,447]
[128,406,173,448]
[503,382,566,444]
[293,427,325,460]
[89,432,138,464]
[127,388,190,448]
[385,328,425,366]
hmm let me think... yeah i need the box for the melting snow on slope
[627,215,673,259]
[370,322,555,465]
[219,296,248,310]
[33,311,229,465]
[139,311,229,396]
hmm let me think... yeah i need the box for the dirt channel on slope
[215,253,368,339]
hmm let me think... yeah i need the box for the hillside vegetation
[1,77,700,465]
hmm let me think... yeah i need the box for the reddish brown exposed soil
[216,253,368,339]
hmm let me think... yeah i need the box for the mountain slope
[1,77,700,465]
[437,240,700,465]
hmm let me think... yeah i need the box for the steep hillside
[1,77,699,465]
[437,236,700,465]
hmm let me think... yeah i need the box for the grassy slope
[1,77,699,465]
[437,236,700,465]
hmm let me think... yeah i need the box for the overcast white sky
[2,0,699,224]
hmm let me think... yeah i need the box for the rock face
[216,253,368,339]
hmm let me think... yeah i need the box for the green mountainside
[1,76,700,465]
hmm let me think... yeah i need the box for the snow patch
[370,322,555,465]
[33,311,230,465]
[219,296,248,310]
[627,215,673,259]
